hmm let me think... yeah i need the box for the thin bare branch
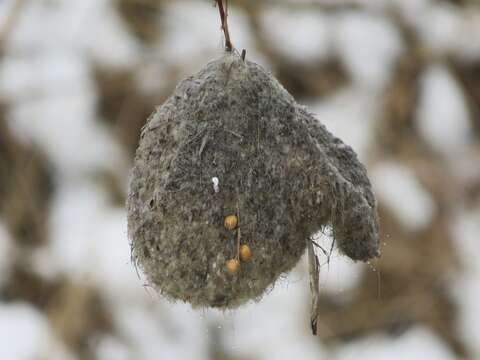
[216,0,233,51]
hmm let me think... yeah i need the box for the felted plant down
[127,52,379,308]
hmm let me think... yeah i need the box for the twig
[311,240,329,257]
[236,196,241,260]
[223,128,243,139]
[216,0,233,51]
[308,237,320,335]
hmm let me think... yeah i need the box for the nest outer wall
[127,52,379,309]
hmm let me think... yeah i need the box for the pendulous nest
[127,52,379,308]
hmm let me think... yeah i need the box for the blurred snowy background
[1,0,480,359]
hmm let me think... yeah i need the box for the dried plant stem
[216,0,233,51]
[236,197,241,260]
[308,238,320,335]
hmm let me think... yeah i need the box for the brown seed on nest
[224,215,238,231]
[226,259,240,274]
[239,245,252,262]
[127,52,379,309]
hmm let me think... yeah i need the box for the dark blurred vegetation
[1,0,480,359]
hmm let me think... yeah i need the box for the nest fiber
[127,53,379,308]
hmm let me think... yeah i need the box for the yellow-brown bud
[224,215,238,231]
[239,244,252,262]
[226,259,240,274]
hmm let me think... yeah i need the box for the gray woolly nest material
[127,52,379,309]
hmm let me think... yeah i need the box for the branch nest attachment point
[216,0,233,52]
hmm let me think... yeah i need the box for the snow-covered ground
[0,1,479,359]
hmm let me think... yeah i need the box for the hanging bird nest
[127,52,379,309]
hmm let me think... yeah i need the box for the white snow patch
[90,208,142,299]
[0,303,75,360]
[113,301,209,360]
[219,261,326,360]
[5,0,100,53]
[134,61,175,96]
[312,231,365,295]
[37,182,107,278]
[0,0,16,24]
[336,326,456,360]
[333,12,404,89]
[261,9,332,62]
[257,336,324,360]
[0,53,90,101]
[0,0,126,179]
[417,4,460,56]
[451,209,480,358]
[7,91,125,178]
[417,4,480,60]
[310,87,379,161]
[83,1,142,68]
[160,1,255,68]
[38,181,140,300]
[371,162,436,231]
[415,64,471,159]
[390,0,432,27]
[96,335,132,360]
[4,0,140,67]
